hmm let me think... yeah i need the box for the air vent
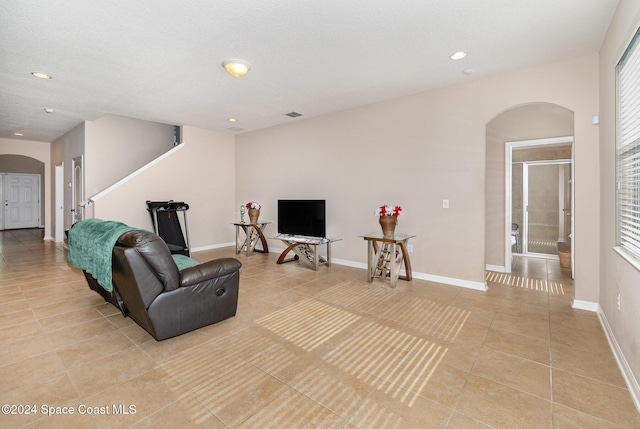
[284,111,303,118]
[228,126,246,132]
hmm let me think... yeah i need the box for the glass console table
[273,234,341,271]
[360,232,416,288]
[232,221,271,256]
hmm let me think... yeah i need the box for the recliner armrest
[179,257,242,288]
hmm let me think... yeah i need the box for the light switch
[443,199,449,209]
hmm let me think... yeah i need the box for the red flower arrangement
[375,205,402,217]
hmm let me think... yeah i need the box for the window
[617,27,640,261]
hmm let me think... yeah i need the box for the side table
[273,234,340,271]
[232,221,271,256]
[360,232,415,288]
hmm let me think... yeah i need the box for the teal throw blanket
[68,218,138,292]
[172,254,200,270]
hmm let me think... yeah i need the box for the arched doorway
[0,155,45,230]
[485,103,574,276]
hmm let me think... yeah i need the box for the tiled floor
[0,229,639,428]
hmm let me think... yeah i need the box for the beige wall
[599,0,640,403]
[51,122,85,232]
[85,114,175,196]
[0,138,52,238]
[485,104,574,268]
[92,126,236,249]
[237,54,600,295]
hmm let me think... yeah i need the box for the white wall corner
[597,307,640,414]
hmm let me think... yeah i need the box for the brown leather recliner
[107,230,241,340]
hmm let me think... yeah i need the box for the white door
[3,173,40,229]
[71,156,84,224]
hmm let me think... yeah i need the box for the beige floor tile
[551,403,627,429]
[455,374,552,428]
[38,306,105,333]
[490,311,550,340]
[0,373,81,429]
[0,298,30,316]
[237,388,345,429]
[0,351,66,395]
[0,320,43,344]
[483,327,550,364]
[80,367,188,429]
[349,383,453,429]
[20,412,99,429]
[551,368,640,427]
[0,308,37,329]
[192,362,289,427]
[446,412,494,429]
[55,329,135,369]
[550,341,627,387]
[0,332,55,366]
[290,360,375,418]
[45,317,117,348]
[549,322,610,351]
[130,395,227,428]
[471,347,551,399]
[159,339,246,391]
[68,347,159,398]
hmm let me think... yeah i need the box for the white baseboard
[332,258,487,291]
[571,299,600,312]
[486,264,508,273]
[43,235,54,241]
[597,307,640,413]
[192,241,235,252]
[415,272,488,291]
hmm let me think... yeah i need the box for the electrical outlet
[407,244,413,253]
[443,199,449,209]
[617,293,621,310]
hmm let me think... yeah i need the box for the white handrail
[87,143,185,204]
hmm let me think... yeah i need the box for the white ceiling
[0,0,619,143]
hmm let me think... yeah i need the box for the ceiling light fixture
[31,72,52,79]
[44,108,54,114]
[222,59,251,77]
[228,118,237,122]
[450,51,467,60]
[13,132,24,136]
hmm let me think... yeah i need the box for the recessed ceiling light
[44,108,54,114]
[450,51,467,60]
[222,60,251,77]
[13,132,24,136]
[31,72,52,79]
[463,69,473,75]
[228,118,237,122]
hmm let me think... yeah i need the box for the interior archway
[0,154,46,230]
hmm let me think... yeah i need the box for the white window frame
[616,26,640,268]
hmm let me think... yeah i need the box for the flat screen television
[278,200,326,238]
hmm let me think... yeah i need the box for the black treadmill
[146,200,191,256]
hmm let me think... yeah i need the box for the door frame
[1,172,41,230]
[71,155,84,224]
[505,136,574,275]
[520,160,572,257]
[55,163,64,242]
